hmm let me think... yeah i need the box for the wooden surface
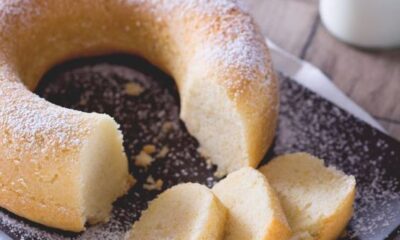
[244,0,400,141]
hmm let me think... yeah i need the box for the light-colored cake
[212,167,292,240]
[126,183,227,240]
[0,0,277,231]
[0,105,132,232]
[259,153,356,240]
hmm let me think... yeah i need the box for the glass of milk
[320,0,400,49]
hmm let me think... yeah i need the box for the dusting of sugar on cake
[0,0,40,17]
[0,0,274,163]
[0,81,92,156]
[123,0,272,99]
[1,0,272,97]
[0,0,274,110]
[0,0,42,30]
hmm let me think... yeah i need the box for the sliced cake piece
[212,167,291,240]
[259,152,356,240]
[126,183,227,240]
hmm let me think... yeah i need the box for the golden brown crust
[0,188,84,232]
[318,188,356,240]
[266,219,293,240]
[0,0,277,231]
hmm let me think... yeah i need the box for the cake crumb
[214,170,225,178]
[124,82,144,96]
[143,176,163,191]
[127,175,137,188]
[134,151,153,167]
[142,144,156,154]
[161,121,174,133]
[197,146,209,158]
[156,146,169,158]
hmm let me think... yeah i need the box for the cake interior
[79,115,129,225]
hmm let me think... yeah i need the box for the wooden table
[244,0,400,140]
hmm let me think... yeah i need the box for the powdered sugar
[0,0,272,152]
[0,81,91,155]
[0,0,269,92]
[0,0,38,16]
[153,0,271,96]
[147,0,271,96]
[0,0,42,29]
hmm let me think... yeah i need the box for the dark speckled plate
[0,55,399,240]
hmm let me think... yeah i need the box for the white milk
[320,0,400,48]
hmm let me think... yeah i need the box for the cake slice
[212,167,291,240]
[126,183,227,240]
[259,152,356,240]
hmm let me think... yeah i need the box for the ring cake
[0,0,277,232]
